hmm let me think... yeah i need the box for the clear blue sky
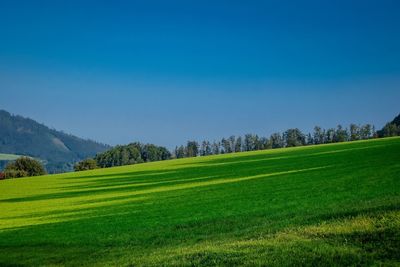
[1,0,399,148]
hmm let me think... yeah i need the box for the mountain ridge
[0,110,110,173]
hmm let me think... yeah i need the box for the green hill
[0,153,22,171]
[0,110,109,173]
[0,137,399,266]
[0,153,21,161]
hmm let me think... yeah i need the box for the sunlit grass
[0,137,399,266]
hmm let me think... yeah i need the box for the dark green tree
[212,141,220,155]
[350,124,360,141]
[284,129,306,147]
[306,133,314,145]
[259,137,269,150]
[74,158,98,171]
[175,146,186,158]
[335,125,348,142]
[94,142,170,167]
[229,136,236,153]
[253,135,262,150]
[186,141,199,157]
[325,128,335,143]
[243,134,253,151]
[270,133,284,148]
[200,141,212,156]
[360,124,373,139]
[313,126,325,144]
[4,157,46,178]
[234,136,242,152]
[221,138,231,153]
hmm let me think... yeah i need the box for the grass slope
[0,137,399,266]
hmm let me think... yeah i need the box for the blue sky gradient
[1,1,399,148]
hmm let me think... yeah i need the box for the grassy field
[0,137,399,266]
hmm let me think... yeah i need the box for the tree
[4,157,46,178]
[270,133,284,149]
[127,145,142,164]
[244,134,261,151]
[372,125,377,138]
[120,149,130,165]
[313,126,325,145]
[186,141,199,157]
[229,136,236,153]
[259,137,269,150]
[306,133,314,145]
[141,144,171,162]
[200,141,212,156]
[158,146,172,160]
[253,135,263,150]
[350,124,360,141]
[325,128,335,143]
[234,136,242,152]
[212,141,220,155]
[221,138,231,153]
[112,148,121,166]
[175,146,186,158]
[335,125,348,142]
[261,137,272,149]
[243,134,253,151]
[360,124,373,139]
[94,142,170,167]
[74,158,98,171]
[284,128,305,147]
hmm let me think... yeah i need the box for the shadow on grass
[1,148,337,203]
[1,166,330,226]
[0,205,398,266]
[0,139,399,265]
[142,209,400,266]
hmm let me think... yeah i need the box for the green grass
[0,153,21,161]
[0,137,399,266]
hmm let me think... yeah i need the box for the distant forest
[0,110,109,173]
[79,114,400,171]
[1,109,398,173]
[94,143,171,168]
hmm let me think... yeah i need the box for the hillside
[0,137,399,266]
[0,153,20,161]
[391,113,400,126]
[0,153,22,171]
[0,110,109,172]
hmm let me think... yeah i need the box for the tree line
[74,115,400,171]
[2,114,399,177]
[174,123,380,158]
[74,142,171,171]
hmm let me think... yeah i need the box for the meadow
[0,137,399,266]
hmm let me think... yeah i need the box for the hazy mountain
[391,113,400,126]
[377,113,400,138]
[0,110,110,173]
